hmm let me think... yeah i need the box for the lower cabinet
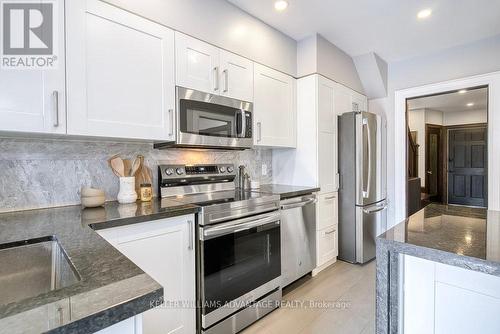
[314,192,338,274]
[97,215,196,334]
[96,315,143,334]
[403,255,500,334]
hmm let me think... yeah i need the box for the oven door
[200,212,281,329]
[177,87,253,149]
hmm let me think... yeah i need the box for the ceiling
[227,0,500,62]
[407,87,488,113]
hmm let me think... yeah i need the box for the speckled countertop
[0,200,200,334]
[254,184,320,199]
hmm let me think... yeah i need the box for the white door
[253,64,296,148]
[175,32,220,94]
[0,0,66,134]
[98,215,196,334]
[66,0,175,140]
[219,50,253,102]
[334,83,353,116]
[317,76,336,134]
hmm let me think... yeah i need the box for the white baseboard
[312,257,337,276]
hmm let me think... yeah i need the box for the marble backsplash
[0,138,272,213]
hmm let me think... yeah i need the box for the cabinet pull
[213,67,219,91]
[325,195,336,200]
[168,109,174,137]
[325,229,336,235]
[188,220,194,250]
[257,122,262,142]
[223,69,228,92]
[52,91,59,127]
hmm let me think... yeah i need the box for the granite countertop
[255,184,320,199]
[0,199,200,334]
[378,203,500,274]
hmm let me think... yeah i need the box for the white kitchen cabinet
[0,0,66,134]
[219,51,253,102]
[403,255,500,334]
[253,63,296,148]
[316,226,338,267]
[317,193,338,230]
[175,32,220,94]
[96,315,142,334]
[97,215,196,334]
[175,32,254,102]
[66,0,175,141]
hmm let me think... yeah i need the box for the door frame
[424,123,444,202]
[443,123,488,207]
[395,71,500,224]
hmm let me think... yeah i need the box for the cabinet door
[219,50,253,102]
[318,132,336,193]
[351,91,367,112]
[334,83,352,116]
[0,0,66,134]
[317,76,336,134]
[66,0,175,140]
[98,215,196,334]
[253,64,296,148]
[175,32,220,94]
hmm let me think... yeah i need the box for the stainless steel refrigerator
[338,111,387,264]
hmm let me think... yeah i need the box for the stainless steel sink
[0,237,80,305]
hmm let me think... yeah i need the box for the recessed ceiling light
[467,102,474,107]
[417,8,432,19]
[458,89,467,94]
[274,0,288,12]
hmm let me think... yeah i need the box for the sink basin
[0,236,81,305]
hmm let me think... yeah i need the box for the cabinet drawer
[317,226,338,267]
[317,192,338,230]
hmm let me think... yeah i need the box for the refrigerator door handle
[362,203,387,214]
[362,118,372,199]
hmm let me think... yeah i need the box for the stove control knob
[227,166,234,173]
[176,168,184,175]
[219,166,226,173]
[165,168,174,176]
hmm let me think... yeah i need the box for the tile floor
[241,260,376,334]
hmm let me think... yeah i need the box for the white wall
[408,109,426,186]
[426,109,444,125]
[444,109,488,126]
[104,0,297,75]
[372,34,500,228]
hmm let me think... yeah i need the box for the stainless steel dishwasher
[280,193,317,287]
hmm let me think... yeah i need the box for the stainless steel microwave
[154,87,253,150]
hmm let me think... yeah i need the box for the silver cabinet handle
[213,66,219,91]
[223,69,228,92]
[257,122,262,142]
[188,220,194,250]
[52,91,59,127]
[325,195,336,200]
[168,109,174,137]
[325,229,336,235]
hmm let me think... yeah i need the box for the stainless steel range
[158,164,282,334]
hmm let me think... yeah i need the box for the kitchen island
[0,200,199,334]
[376,204,500,334]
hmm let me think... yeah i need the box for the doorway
[405,86,488,215]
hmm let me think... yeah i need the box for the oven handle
[202,212,280,240]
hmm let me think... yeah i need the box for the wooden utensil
[108,155,125,177]
[122,159,132,177]
[131,155,143,177]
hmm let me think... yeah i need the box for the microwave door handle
[238,109,246,138]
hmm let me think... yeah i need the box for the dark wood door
[426,125,442,202]
[448,127,487,207]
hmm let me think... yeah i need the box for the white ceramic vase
[117,177,137,204]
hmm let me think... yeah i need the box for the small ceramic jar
[117,176,137,204]
[140,183,153,202]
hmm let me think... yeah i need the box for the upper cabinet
[175,32,253,102]
[66,0,176,141]
[253,64,296,148]
[0,0,66,134]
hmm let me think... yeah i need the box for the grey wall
[0,138,272,213]
[371,34,500,228]
[104,0,297,76]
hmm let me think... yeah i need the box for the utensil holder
[117,177,137,204]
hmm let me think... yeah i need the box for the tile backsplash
[0,138,272,213]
